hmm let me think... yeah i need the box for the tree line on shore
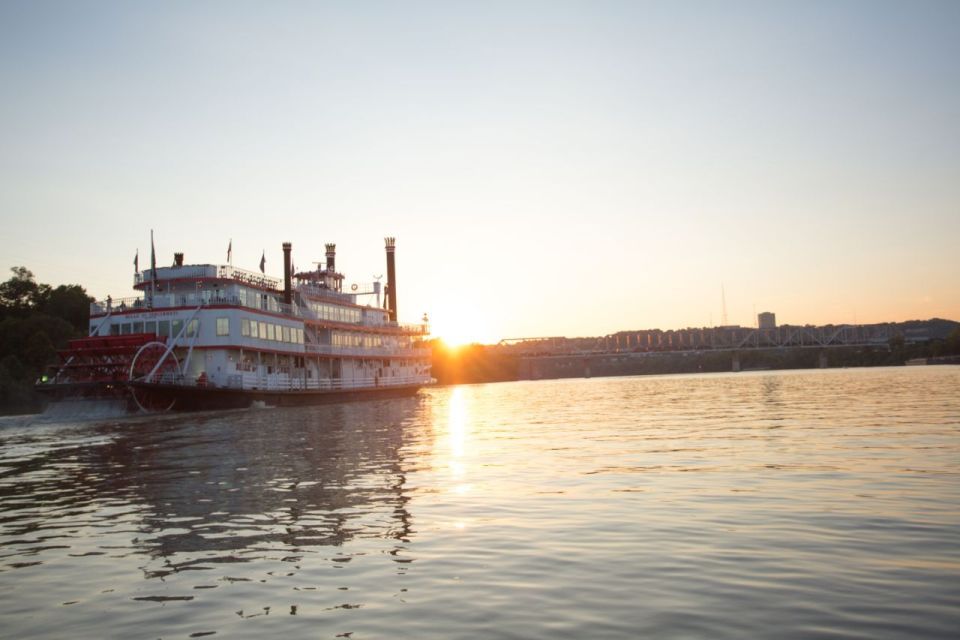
[0,267,93,414]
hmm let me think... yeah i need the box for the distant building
[758,311,776,329]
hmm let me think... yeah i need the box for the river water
[1,367,958,639]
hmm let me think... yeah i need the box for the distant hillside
[896,318,960,340]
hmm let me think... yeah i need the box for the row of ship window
[240,318,305,344]
[224,289,370,324]
[308,301,362,324]
[146,286,375,326]
[110,319,198,337]
[121,288,279,311]
[331,331,384,348]
[236,287,285,313]
[109,315,405,351]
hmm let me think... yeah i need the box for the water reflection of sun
[448,386,468,475]
[446,387,473,529]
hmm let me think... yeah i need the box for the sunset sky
[1,1,958,344]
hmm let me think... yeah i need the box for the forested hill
[0,267,92,414]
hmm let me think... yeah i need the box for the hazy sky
[1,1,958,343]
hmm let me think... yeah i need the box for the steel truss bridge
[499,324,899,358]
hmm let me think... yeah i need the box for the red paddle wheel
[128,340,181,412]
[40,333,181,412]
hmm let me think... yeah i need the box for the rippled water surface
[1,367,958,639]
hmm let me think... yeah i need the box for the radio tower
[721,283,728,327]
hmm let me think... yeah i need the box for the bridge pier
[732,353,741,372]
[819,351,828,369]
[519,359,541,380]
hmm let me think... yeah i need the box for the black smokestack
[173,252,184,267]
[282,242,292,305]
[325,243,336,272]
[385,237,397,322]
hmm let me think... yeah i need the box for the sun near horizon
[429,307,499,348]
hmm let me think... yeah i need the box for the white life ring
[351,284,358,291]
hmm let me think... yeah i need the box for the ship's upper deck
[99,238,422,335]
[135,264,282,292]
[94,263,427,336]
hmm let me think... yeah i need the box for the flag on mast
[134,249,139,273]
[150,230,157,281]
[149,229,157,305]
[227,239,232,264]
[259,250,266,274]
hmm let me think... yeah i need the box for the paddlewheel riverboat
[37,238,433,414]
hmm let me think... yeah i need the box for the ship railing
[90,295,429,335]
[388,321,430,335]
[135,265,218,285]
[295,304,425,333]
[90,296,151,315]
[91,294,302,317]
[216,265,282,290]
[195,372,430,392]
[297,284,356,304]
[154,371,183,385]
[304,344,430,358]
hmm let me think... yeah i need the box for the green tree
[37,284,92,334]
[0,267,90,414]
[0,267,45,315]
[946,327,960,355]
